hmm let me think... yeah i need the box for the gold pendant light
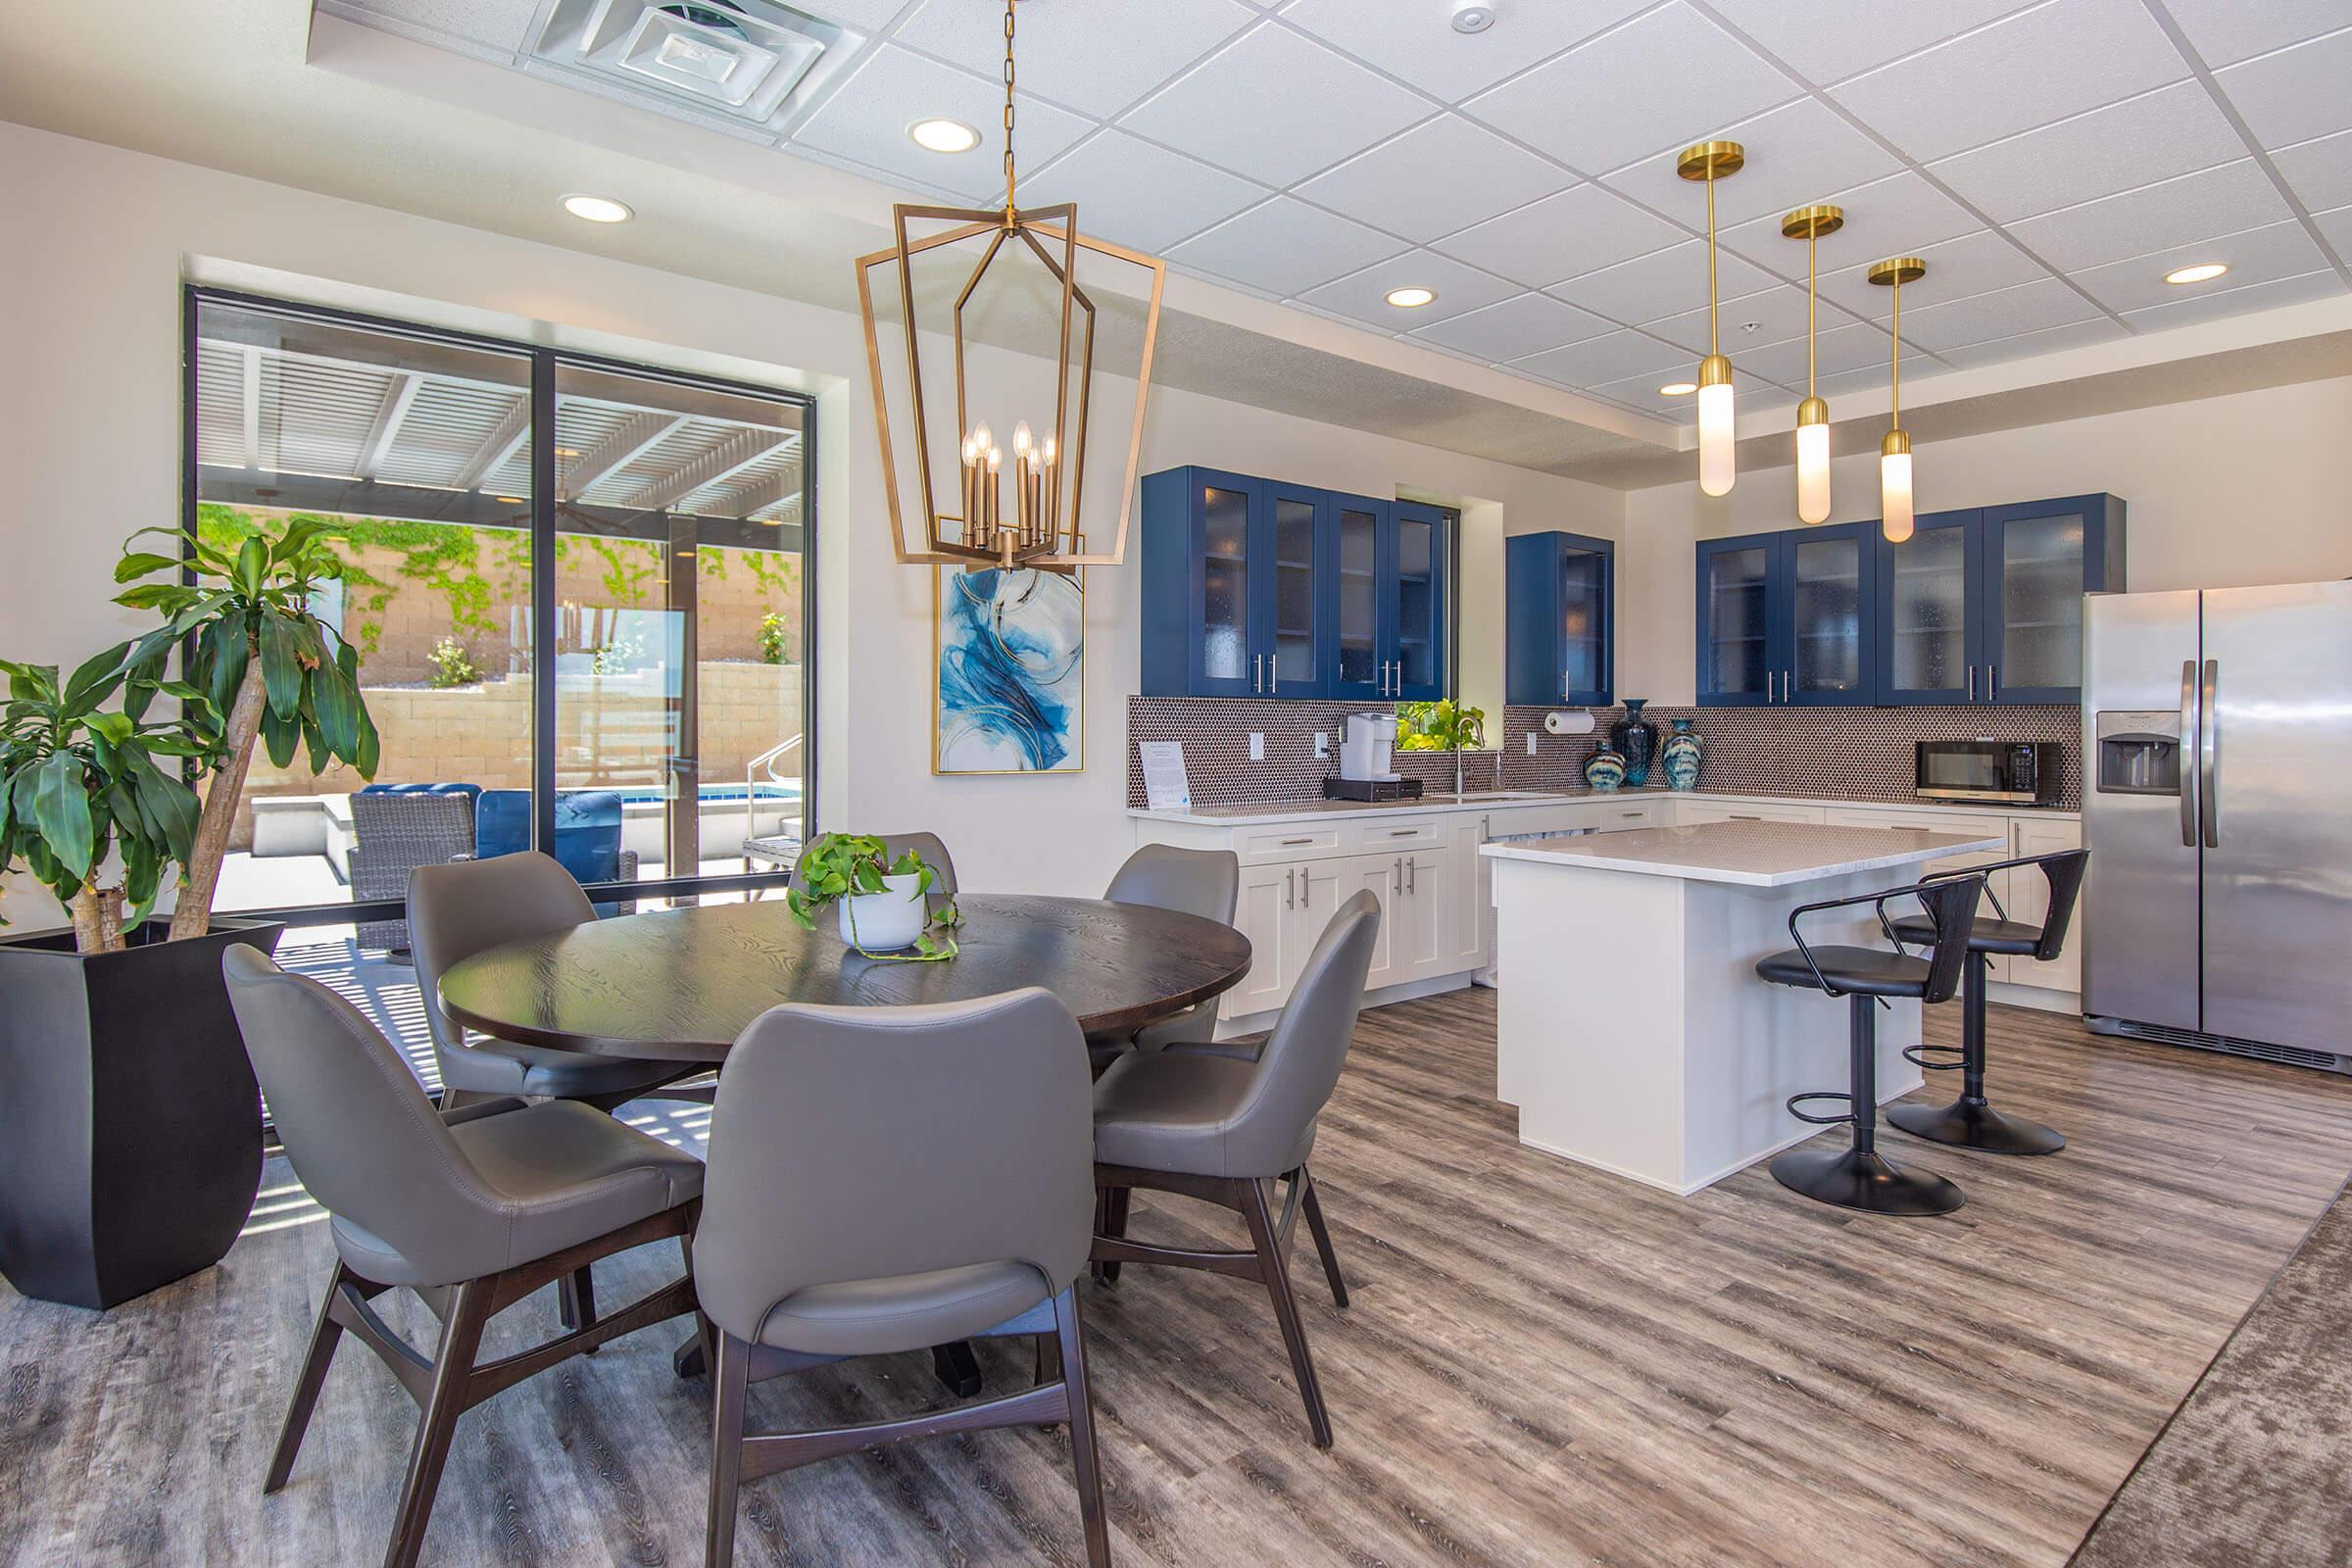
[1783,204,1841,525]
[854,0,1165,572]
[1868,257,1926,543]
[1678,140,1744,497]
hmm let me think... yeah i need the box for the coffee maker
[1324,711,1422,802]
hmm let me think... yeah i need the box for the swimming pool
[612,782,804,805]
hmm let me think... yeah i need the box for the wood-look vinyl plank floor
[5,988,2349,1567]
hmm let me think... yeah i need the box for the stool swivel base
[1770,989,1965,1217]
[1885,951,2065,1156]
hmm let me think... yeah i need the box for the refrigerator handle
[2200,657,2221,849]
[2179,659,2198,849]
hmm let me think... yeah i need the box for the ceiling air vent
[533,0,858,129]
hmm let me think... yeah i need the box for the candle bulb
[960,434,978,544]
[1042,435,1057,547]
[987,446,1003,539]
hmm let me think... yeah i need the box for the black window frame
[180,284,820,931]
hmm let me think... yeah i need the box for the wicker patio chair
[348,791,478,957]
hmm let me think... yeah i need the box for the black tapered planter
[0,915,283,1309]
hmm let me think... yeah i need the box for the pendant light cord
[1806,233,1817,397]
[1706,172,1719,357]
[1002,0,1018,221]
[1889,277,1901,427]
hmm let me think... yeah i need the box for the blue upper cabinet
[1872,495,2125,706]
[1141,466,1450,701]
[1694,524,1877,707]
[1506,530,1614,707]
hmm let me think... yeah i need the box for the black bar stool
[1886,849,2088,1155]
[1753,873,1984,1216]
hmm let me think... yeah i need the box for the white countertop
[1479,819,2004,887]
[1127,789,2072,828]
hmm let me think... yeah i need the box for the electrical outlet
[1527,732,1539,756]
[1314,731,1330,759]
[1249,732,1265,761]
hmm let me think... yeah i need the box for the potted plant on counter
[784,833,959,960]
[0,519,378,1309]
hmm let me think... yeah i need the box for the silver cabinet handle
[1286,867,1296,907]
[1299,864,1311,908]
[1405,857,1416,894]
[1393,856,1403,894]
[1562,670,1570,701]
[1281,836,1314,846]
[1988,663,1998,700]
[2179,659,2199,849]
[1730,813,1763,820]
[1388,828,1416,837]
[2201,657,2221,849]
[1482,814,1491,837]
[1968,664,1977,702]
[1619,809,1643,818]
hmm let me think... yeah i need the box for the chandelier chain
[1003,0,1017,219]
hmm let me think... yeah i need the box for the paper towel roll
[1543,710,1596,736]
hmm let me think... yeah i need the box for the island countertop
[1479,819,2003,888]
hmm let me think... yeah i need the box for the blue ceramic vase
[1583,739,1627,793]
[1610,698,1659,787]
[1662,717,1704,792]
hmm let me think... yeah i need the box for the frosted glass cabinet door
[1392,502,1447,702]
[1269,487,1322,696]
[1880,510,1982,705]
[1787,521,1877,704]
[1327,498,1384,700]
[1199,481,1256,691]
[1981,495,2122,703]
[1697,538,1773,704]
[1559,545,1607,702]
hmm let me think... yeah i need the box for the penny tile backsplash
[1127,697,2079,810]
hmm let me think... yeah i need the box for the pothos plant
[1396,698,1487,752]
[783,833,960,960]
[115,517,381,940]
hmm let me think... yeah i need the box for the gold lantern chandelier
[1678,139,1743,497]
[855,0,1165,573]
[1783,203,1841,525]
[1869,256,1926,543]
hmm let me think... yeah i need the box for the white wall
[0,122,1622,923]
[1616,376,2352,705]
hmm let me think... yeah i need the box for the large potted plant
[0,520,377,1308]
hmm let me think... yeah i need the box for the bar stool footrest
[1902,1043,1967,1072]
[1785,1092,1856,1127]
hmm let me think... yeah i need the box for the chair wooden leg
[678,1234,713,1384]
[382,1278,492,1568]
[1297,1168,1348,1311]
[1054,1289,1113,1568]
[1096,1187,1133,1285]
[707,1332,749,1568]
[265,1261,355,1494]
[558,1265,597,1350]
[1239,1177,1332,1450]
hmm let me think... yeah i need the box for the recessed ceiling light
[1385,286,1438,309]
[1658,381,1698,397]
[562,194,633,223]
[2164,262,2229,285]
[909,118,980,154]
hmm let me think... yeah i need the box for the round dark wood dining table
[436,893,1253,1062]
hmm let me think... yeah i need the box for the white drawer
[1592,800,1662,831]
[1674,801,1826,826]
[1346,816,1446,854]
[1821,805,1998,838]
[1483,804,1601,838]
[1236,824,1345,864]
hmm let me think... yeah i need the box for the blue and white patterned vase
[1662,717,1704,792]
[1610,698,1659,787]
[1583,739,1627,793]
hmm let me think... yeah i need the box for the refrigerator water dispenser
[2094,710,2180,796]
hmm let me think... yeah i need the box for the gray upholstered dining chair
[1089,890,1380,1450]
[1090,844,1240,1072]
[409,852,708,1332]
[221,947,704,1568]
[788,830,958,896]
[694,989,1108,1568]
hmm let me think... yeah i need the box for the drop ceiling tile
[1737,321,1898,384]
[1719,172,1981,277]
[2213,26,2352,151]
[1275,0,1652,104]
[1024,131,1269,254]
[792,46,1094,202]
[788,0,911,27]
[1119,23,1432,187]
[2007,159,2296,271]
[1298,116,1573,245]
[1932,318,2130,368]
[1828,0,2190,164]
[1644,283,1855,358]
[1603,98,1901,230]
[1808,364,1901,402]
[1167,197,1407,297]
[895,0,1256,120]
[1461,3,1799,176]
[1896,276,2104,352]
[2070,221,2329,313]
[2119,269,2346,331]
[332,0,540,54]
[1928,81,2245,224]
[1816,229,2052,319]
[1508,330,1691,388]
[1298,251,1518,328]
[2272,129,2352,217]
[2162,0,2352,70]
[2317,205,2352,258]
[1407,292,1616,360]
[1582,368,1776,416]
[1700,0,2036,87]
[1433,183,1685,288]
[1547,239,1777,324]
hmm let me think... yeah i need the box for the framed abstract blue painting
[934,566,1085,774]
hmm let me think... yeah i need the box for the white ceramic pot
[837,872,926,951]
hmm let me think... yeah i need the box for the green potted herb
[784,833,959,959]
[1396,698,1487,752]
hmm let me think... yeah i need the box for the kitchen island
[1481,819,2003,1195]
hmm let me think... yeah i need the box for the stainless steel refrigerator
[2082,580,2352,1071]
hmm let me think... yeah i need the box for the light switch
[1314,731,1331,759]
[1527,732,1539,756]
[1249,732,1265,761]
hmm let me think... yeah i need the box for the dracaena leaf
[113,552,182,584]
[258,613,302,719]
[24,752,95,881]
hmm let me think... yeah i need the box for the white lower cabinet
[1448,813,1495,974]
[2005,816,2082,994]
[1229,863,1302,1016]
[1674,801,1826,826]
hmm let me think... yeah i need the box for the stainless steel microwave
[1916,740,2059,805]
